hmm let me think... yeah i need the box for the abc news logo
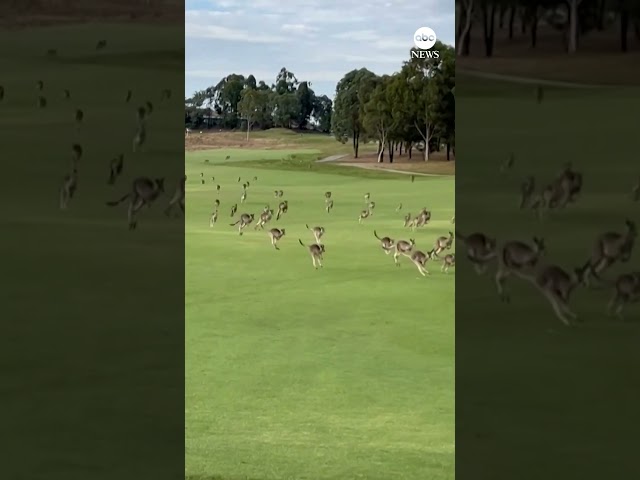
[412,27,440,59]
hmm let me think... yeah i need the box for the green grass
[456,74,640,478]
[185,149,455,479]
[1,24,183,478]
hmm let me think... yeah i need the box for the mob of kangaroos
[106,177,165,230]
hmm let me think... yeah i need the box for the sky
[185,0,455,101]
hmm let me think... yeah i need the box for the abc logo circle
[414,27,437,50]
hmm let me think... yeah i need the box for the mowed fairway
[185,147,455,479]
[456,75,640,478]
[1,25,183,476]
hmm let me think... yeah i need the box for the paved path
[316,154,348,163]
[458,69,611,89]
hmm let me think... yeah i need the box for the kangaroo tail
[298,239,305,247]
[305,224,310,230]
[374,230,381,240]
[106,193,129,206]
[229,221,239,226]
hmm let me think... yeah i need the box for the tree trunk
[355,131,360,158]
[376,140,382,156]
[596,0,606,31]
[409,144,413,159]
[462,22,472,55]
[458,0,474,56]
[482,2,497,57]
[508,7,516,39]
[387,140,394,163]
[246,120,251,141]
[399,142,403,156]
[530,8,539,48]
[499,4,506,29]
[621,9,629,53]
[521,8,527,34]
[446,143,451,160]
[567,0,581,54]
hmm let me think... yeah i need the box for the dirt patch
[185,131,302,151]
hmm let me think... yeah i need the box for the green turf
[1,24,183,478]
[185,148,455,479]
[456,74,640,478]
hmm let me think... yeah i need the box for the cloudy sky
[185,0,455,100]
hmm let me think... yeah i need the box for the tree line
[457,0,640,56]
[331,41,455,163]
[184,68,333,136]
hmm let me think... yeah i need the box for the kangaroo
[229,213,254,235]
[132,125,146,152]
[441,253,455,273]
[374,230,395,254]
[326,199,334,213]
[500,152,515,173]
[368,201,376,211]
[59,169,78,209]
[136,106,146,124]
[71,143,83,163]
[63,89,71,99]
[299,239,325,269]
[403,213,412,228]
[583,220,637,286]
[237,177,241,183]
[209,210,218,226]
[456,231,497,272]
[415,209,431,227]
[200,173,204,185]
[216,185,221,193]
[214,199,220,209]
[254,209,274,230]
[306,224,325,244]
[364,193,370,203]
[519,263,589,326]
[396,203,402,212]
[358,209,371,224]
[240,191,247,203]
[274,190,279,197]
[106,177,165,230]
[230,203,237,217]
[96,39,107,50]
[125,90,132,103]
[75,108,84,125]
[519,176,536,209]
[410,249,435,277]
[276,200,288,220]
[107,154,124,185]
[36,80,44,91]
[325,191,331,199]
[434,231,454,256]
[37,96,46,108]
[451,216,455,224]
[607,271,640,320]
[268,228,286,250]
[393,238,416,266]
[164,175,186,217]
[632,177,640,202]
[145,101,154,115]
[495,237,546,302]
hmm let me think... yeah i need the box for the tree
[238,89,268,140]
[296,81,315,129]
[332,68,376,158]
[457,0,475,55]
[312,95,333,133]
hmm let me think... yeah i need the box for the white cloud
[185,0,455,97]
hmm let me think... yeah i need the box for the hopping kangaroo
[254,209,274,230]
[393,238,416,266]
[374,230,395,254]
[358,209,371,224]
[518,263,589,326]
[230,213,254,235]
[276,200,288,220]
[306,224,325,244]
[583,219,637,286]
[299,239,325,269]
[607,271,640,320]
[164,175,186,217]
[108,154,124,185]
[106,177,165,229]
[230,203,237,217]
[59,168,78,209]
[209,210,218,226]
[441,253,455,273]
[325,199,334,213]
[456,230,498,274]
[433,231,454,256]
[409,249,436,277]
[268,228,286,250]
[495,237,546,302]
